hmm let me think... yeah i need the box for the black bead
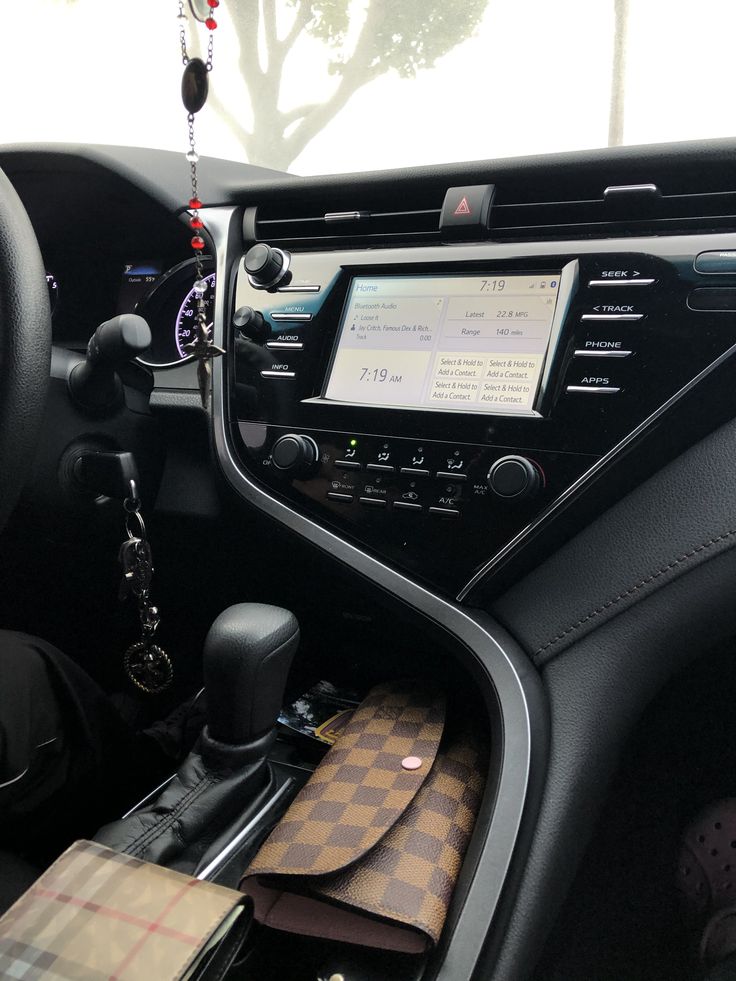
[181,58,209,114]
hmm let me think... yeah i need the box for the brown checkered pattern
[0,839,243,980]
[316,727,486,944]
[245,680,446,878]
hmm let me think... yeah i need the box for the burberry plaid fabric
[246,680,447,877]
[0,840,243,980]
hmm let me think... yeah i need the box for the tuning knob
[271,434,319,475]
[233,305,269,341]
[244,243,290,289]
[487,456,541,500]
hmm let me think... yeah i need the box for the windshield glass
[10,1,735,176]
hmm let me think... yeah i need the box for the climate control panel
[236,421,594,592]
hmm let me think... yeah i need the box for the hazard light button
[440,184,495,238]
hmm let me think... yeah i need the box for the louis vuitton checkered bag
[241,679,487,954]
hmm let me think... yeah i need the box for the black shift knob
[203,603,299,744]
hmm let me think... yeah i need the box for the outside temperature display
[324,273,561,415]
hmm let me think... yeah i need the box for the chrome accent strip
[429,506,460,517]
[271,313,312,322]
[0,766,29,789]
[581,313,643,321]
[120,773,176,819]
[205,206,543,981]
[359,496,387,507]
[574,349,633,358]
[324,211,369,222]
[566,385,621,394]
[265,341,304,350]
[604,182,659,196]
[588,278,655,286]
[277,284,321,293]
[35,737,58,749]
[535,259,578,413]
[260,370,296,379]
[196,778,296,881]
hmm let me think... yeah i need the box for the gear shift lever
[204,604,299,744]
[95,604,299,870]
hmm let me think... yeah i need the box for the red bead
[191,236,205,250]
[207,0,219,7]
[205,16,217,29]
[188,197,202,209]
[190,216,204,229]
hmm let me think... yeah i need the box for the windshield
[10,1,735,176]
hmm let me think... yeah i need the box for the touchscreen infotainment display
[324,274,561,415]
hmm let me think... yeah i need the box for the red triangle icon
[453,196,472,216]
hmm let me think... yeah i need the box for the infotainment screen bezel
[309,259,579,419]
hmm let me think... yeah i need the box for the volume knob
[487,456,541,500]
[271,434,319,475]
[244,244,290,289]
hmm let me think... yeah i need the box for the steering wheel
[0,166,51,533]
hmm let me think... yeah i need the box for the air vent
[490,183,736,241]
[246,192,443,249]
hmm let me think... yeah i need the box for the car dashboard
[4,139,736,981]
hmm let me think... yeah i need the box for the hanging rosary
[177,0,225,407]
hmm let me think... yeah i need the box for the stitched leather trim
[127,772,214,857]
[534,529,736,660]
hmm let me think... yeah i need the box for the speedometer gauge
[175,273,216,359]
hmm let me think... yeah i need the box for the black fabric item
[94,725,274,873]
[0,631,134,851]
[203,604,299,743]
[0,851,38,916]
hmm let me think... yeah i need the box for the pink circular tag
[402,756,423,770]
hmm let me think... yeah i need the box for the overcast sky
[6,0,736,175]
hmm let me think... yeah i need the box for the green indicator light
[350,439,357,447]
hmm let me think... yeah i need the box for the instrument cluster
[130,257,216,368]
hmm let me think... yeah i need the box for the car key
[118,537,142,600]
[116,491,172,694]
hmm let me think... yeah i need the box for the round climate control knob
[244,244,290,289]
[233,305,269,341]
[271,434,319,475]
[487,456,541,500]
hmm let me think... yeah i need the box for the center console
[225,234,736,596]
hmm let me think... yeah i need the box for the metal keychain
[119,482,173,694]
